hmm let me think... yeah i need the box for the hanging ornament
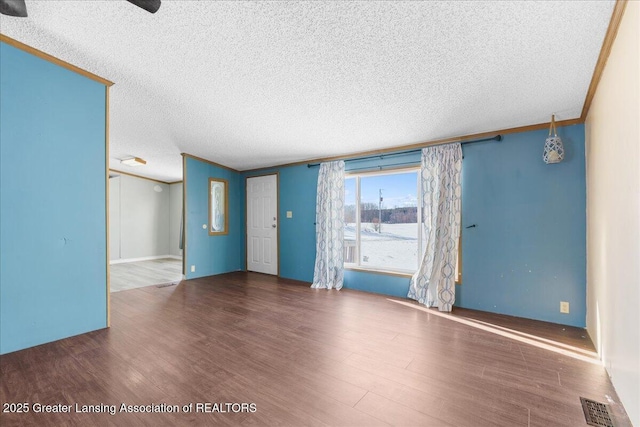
[543,114,564,164]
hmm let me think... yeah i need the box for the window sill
[345,266,463,284]
[345,266,414,278]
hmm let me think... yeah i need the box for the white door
[246,174,278,275]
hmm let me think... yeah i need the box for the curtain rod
[307,135,502,168]
[346,161,420,173]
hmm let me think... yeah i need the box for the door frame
[245,172,280,276]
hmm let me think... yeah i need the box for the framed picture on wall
[209,177,228,235]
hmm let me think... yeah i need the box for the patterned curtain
[312,161,346,290]
[408,143,462,311]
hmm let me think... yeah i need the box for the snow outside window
[344,168,422,274]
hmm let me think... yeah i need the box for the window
[344,168,421,274]
[345,166,462,281]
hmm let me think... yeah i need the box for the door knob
[272,224,277,228]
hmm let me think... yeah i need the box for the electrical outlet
[191,265,196,273]
[286,211,293,218]
[560,301,570,313]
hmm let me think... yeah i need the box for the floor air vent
[581,397,614,427]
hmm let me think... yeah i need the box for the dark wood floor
[0,272,631,426]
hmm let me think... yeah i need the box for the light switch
[286,211,293,218]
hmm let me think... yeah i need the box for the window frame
[344,166,422,276]
[344,165,462,284]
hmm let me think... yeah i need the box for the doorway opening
[108,172,183,292]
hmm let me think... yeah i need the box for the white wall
[109,173,180,262]
[109,175,121,260]
[169,182,183,257]
[585,2,639,425]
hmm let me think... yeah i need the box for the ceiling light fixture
[121,157,147,167]
[0,0,28,17]
[543,114,564,164]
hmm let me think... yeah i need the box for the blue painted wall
[344,270,410,298]
[184,156,243,279]
[0,42,108,354]
[458,125,586,326]
[246,126,586,327]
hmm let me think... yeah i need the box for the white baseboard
[110,255,182,265]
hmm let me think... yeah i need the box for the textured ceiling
[1,1,615,182]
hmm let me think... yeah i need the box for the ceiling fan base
[0,0,28,17]
[126,0,161,14]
